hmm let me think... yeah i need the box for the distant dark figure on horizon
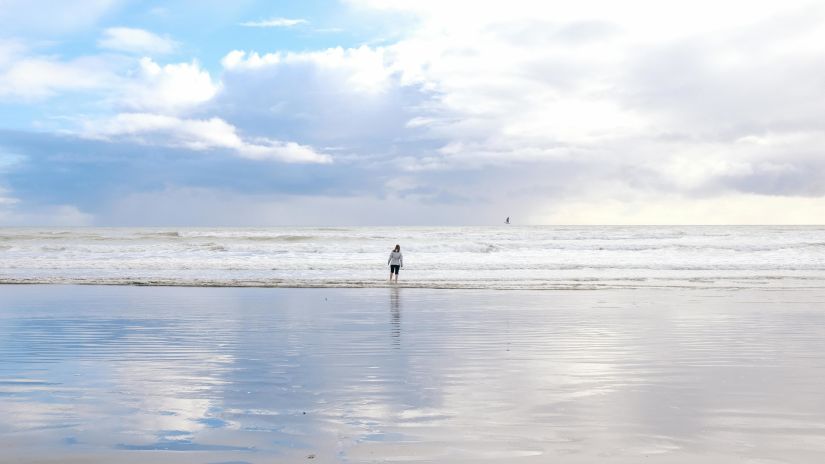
[388,244,403,283]
[505,216,510,224]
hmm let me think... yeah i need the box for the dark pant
[390,265,400,275]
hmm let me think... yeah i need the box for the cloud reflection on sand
[1,285,825,462]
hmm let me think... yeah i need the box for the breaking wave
[1,226,824,289]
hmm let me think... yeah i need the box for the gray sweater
[388,251,403,267]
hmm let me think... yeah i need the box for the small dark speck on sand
[307,454,315,459]
[302,411,306,415]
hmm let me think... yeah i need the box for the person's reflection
[390,287,401,347]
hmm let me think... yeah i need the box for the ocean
[3,229,825,462]
[1,226,824,289]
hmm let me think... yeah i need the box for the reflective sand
[1,285,824,463]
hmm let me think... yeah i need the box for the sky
[1,0,824,226]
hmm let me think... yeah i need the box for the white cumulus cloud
[119,57,218,112]
[221,46,394,94]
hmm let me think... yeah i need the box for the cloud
[119,57,218,112]
[0,186,19,206]
[82,113,331,163]
[211,46,430,160]
[0,182,92,226]
[239,17,307,28]
[533,191,825,225]
[103,186,485,226]
[221,46,395,93]
[0,39,26,67]
[645,131,825,196]
[0,129,373,227]
[4,0,825,224]
[98,27,178,55]
[0,54,118,100]
[0,44,216,113]
[0,203,93,226]
[0,0,121,35]
[325,0,825,219]
[205,4,825,221]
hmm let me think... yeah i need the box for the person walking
[388,244,403,283]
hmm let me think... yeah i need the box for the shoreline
[2,226,823,293]
[1,279,824,290]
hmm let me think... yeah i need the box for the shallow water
[1,285,825,463]
[2,226,825,288]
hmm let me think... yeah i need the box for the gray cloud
[4,1,825,225]
[208,54,437,158]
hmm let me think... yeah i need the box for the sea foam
[1,226,824,289]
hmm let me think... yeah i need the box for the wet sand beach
[1,285,824,463]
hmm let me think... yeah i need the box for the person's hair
[393,244,400,252]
